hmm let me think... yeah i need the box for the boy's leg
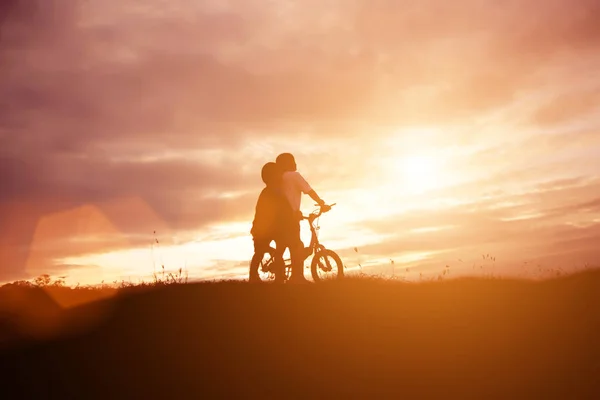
[274,232,298,282]
[272,239,286,282]
[249,238,268,282]
[287,221,308,282]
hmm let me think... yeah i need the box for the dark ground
[1,271,599,399]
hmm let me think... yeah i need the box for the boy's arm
[308,190,326,207]
[254,190,267,218]
[252,190,272,237]
[293,172,326,206]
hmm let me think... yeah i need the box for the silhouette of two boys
[249,153,329,283]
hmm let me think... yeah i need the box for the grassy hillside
[1,272,599,398]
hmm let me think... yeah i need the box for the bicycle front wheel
[310,249,344,282]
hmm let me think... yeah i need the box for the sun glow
[378,127,457,196]
[399,155,441,194]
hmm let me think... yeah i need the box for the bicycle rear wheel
[310,249,344,282]
[259,250,289,282]
[258,252,277,282]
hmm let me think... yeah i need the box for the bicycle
[258,204,344,283]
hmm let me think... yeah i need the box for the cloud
[344,177,600,269]
[532,88,600,127]
[2,0,600,282]
[4,0,599,155]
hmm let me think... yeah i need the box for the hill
[1,272,599,398]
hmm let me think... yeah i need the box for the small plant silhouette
[150,231,189,286]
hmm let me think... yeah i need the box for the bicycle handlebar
[302,203,336,220]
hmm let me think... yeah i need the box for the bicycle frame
[304,213,326,255]
[260,204,335,276]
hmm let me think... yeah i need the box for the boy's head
[261,162,281,186]
[275,153,297,172]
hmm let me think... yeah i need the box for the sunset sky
[2,0,600,285]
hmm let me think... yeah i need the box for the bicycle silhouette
[258,204,343,282]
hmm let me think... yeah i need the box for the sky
[1,0,600,285]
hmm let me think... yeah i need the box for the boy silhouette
[249,162,293,282]
[275,153,329,283]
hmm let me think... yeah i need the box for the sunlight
[376,126,462,196]
[402,155,439,193]
[58,232,254,285]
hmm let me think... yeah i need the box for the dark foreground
[1,271,600,399]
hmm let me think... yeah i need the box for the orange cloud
[2,0,600,282]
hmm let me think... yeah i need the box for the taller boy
[276,153,329,283]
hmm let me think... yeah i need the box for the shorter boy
[249,162,293,282]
